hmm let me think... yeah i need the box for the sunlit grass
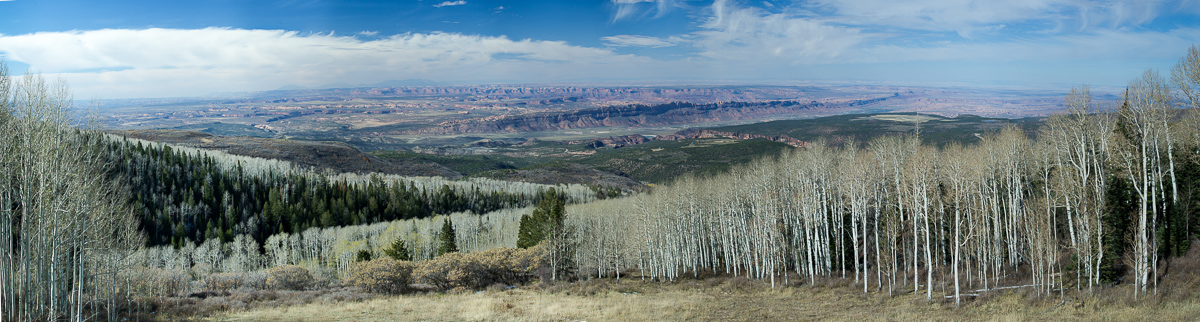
[210,277,1200,321]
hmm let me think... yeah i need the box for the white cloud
[433,0,466,8]
[601,35,682,47]
[811,0,1071,31]
[0,28,662,98]
[809,0,1175,34]
[612,0,676,21]
[855,27,1200,63]
[673,0,1195,65]
[1,1,1195,99]
[689,0,864,64]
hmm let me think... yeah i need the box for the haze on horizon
[0,0,1197,99]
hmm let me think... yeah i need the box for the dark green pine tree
[437,218,458,256]
[517,189,564,249]
[384,237,412,261]
[516,214,543,249]
[355,250,372,262]
[1101,174,1135,283]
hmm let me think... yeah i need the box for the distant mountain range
[276,79,443,90]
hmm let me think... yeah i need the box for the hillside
[110,129,462,178]
[710,112,1043,147]
[566,138,793,184]
[376,112,1044,184]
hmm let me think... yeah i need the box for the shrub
[205,272,247,292]
[266,265,314,290]
[346,258,415,294]
[415,252,465,289]
[243,270,269,290]
[414,246,546,290]
[121,267,191,297]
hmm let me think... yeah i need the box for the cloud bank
[0,0,1196,98]
[0,28,662,98]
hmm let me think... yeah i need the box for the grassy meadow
[207,277,1200,321]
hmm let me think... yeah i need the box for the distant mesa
[275,79,443,91]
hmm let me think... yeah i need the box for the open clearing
[209,278,1200,321]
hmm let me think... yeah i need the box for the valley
[101,84,1060,188]
[100,84,1067,153]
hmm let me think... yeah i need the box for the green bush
[346,258,415,294]
[266,265,314,290]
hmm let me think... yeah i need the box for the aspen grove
[566,48,1200,305]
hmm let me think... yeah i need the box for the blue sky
[1,0,1198,99]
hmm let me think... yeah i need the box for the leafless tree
[0,63,142,321]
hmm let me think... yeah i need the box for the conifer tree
[385,237,412,261]
[517,188,564,248]
[355,250,373,262]
[438,218,458,256]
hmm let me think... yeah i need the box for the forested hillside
[102,137,603,248]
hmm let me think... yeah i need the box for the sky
[0,0,1198,99]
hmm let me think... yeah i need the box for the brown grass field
[206,276,1200,321]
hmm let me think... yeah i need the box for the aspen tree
[0,63,142,320]
[1116,70,1176,297]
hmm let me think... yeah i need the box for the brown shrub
[243,271,269,290]
[121,267,191,297]
[205,272,247,292]
[266,265,314,290]
[414,246,546,290]
[346,258,416,294]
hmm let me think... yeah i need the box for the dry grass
[208,277,1200,321]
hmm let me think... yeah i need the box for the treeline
[565,48,1200,305]
[103,137,599,248]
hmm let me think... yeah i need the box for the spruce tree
[384,237,412,261]
[518,189,564,248]
[438,218,458,256]
[517,214,542,249]
[355,250,372,262]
